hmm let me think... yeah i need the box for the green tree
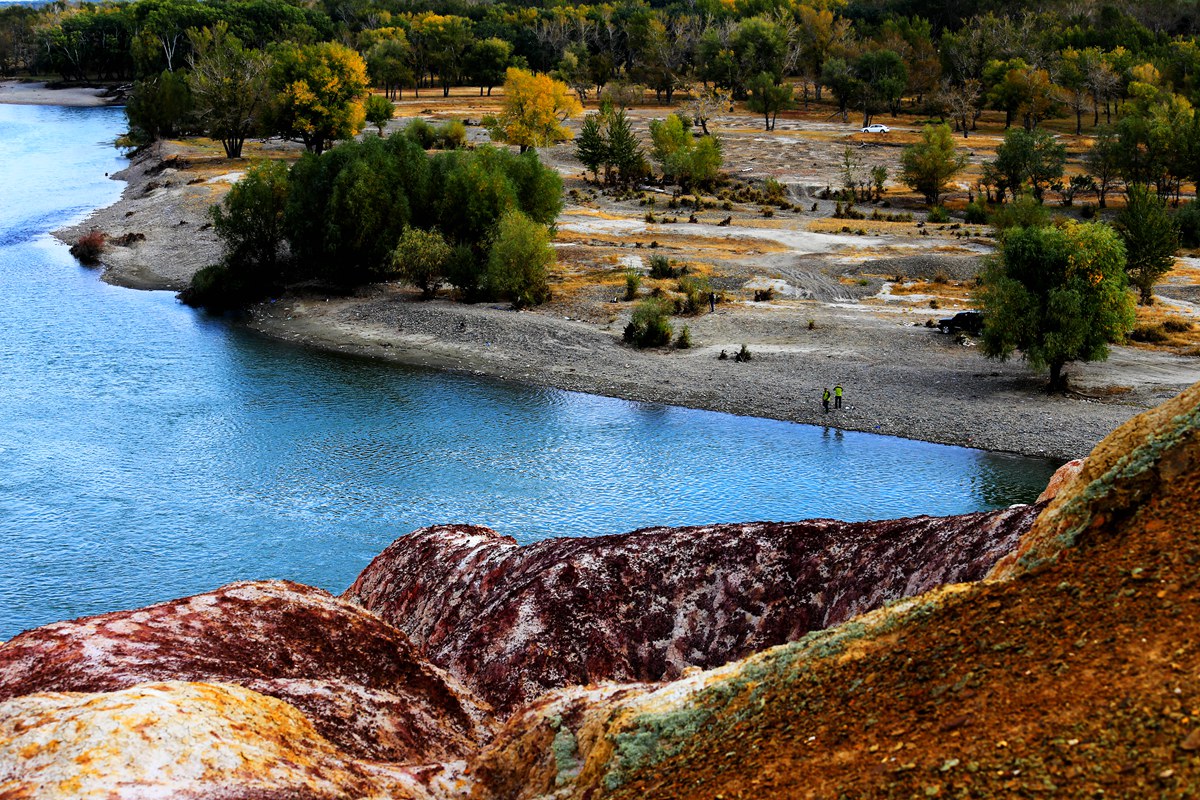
[466,37,512,97]
[1116,184,1179,305]
[364,94,393,136]
[126,69,193,142]
[575,112,608,183]
[210,159,290,271]
[605,107,647,186]
[899,123,968,207]
[1084,126,1120,207]
[390,226,452,298]
[979,221,1135,391]
[486,209,554,308]
[990,127,1066,203]
[268,40,368,155]
[186,23,269,158]
[853,49,907,127]
[649,113,722,190]
[366,35,413,100]
[745,72,794,131]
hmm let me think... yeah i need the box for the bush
[486,210,554,308]
[624,270,641,300]
[1174,202,1200,248]
[436,120,467,150]
[675,325,692,348]
[963,201,989,224]
[1129,323,1167,343]
[624,297,673,347]
[390,227,452,298]
[648,255,680,279]
[1163,316,1192,333]
[178,263,260,312]
[675,275,710,315]
[991,194,1050,231]
[404,118,438,149]
[1080,203,1097,220]
[70,230,106,265]
[927,205,950,223]
[445,244,484,298]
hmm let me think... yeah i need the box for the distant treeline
[6,0,1200,117]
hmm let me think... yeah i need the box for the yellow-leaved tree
[486,67,582,153]
[268,41,369,155]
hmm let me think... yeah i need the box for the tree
[366,34,413,100]
[649,113,722,190]
[186,23,269,158]
[575,112,608,182]
[991,127,1066,203]
[1084,126,1121,207]
[125,68,193,142]
[604,107,647,186]
[487,67,581,153]
[465,37,512,97]
[820,56,857,122]
[390,227,452,298]
[210,158,290,272]
[486,209,554,308]
[268,41,368,155]
[899,124,968,207]
[939,78,981,138]
[1116,184,1179,305]
[364,94,393,136]
[979,221,1135,392]
[853,49,907,127]
[746,72,794,131]
[686,84,731,136]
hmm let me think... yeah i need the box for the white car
[861,123,890,133]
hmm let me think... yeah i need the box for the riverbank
[0,80,123,107]
[54,128,1197,462]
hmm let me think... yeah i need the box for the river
[0,103,1058,640]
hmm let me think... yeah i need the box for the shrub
[624,297,673,347]
[927,205,950,223]
[70,230,106,264]
[624,270,641,300]
[1129,323,1167,343]
[445,244,483,298]
[436,120,467,149]
[486,210,554,308]
[648,255,679,279]
[1174,201,1200,248]
[178,263,260,312]
[754,287,775,302]
[675,274,710,315]
[990,194,1050,231]
[763,178,786,204]
[1080,203,1097,220]
[404,118,438,149]
[390,227,452,298]
[1163,317,1192,333]
[736,343,752,361]
[963,201,989,224]
[675,325,692,348]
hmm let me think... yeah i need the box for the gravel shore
[53,137,1198,463]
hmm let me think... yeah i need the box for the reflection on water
[0,104,1060,639]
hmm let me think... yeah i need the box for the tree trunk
[1048,362,1068,393]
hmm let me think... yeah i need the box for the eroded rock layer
[344,505,1042,714]
[464,381,1200,800]
[0,580,494,763]
[0,681,417,800]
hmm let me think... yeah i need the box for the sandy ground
[51,98,1200,461]
[0,81,122,107]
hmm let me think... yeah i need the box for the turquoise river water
[0,103,1058,640]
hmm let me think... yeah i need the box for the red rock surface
[0,580,494,764]
[344,506,1041,714]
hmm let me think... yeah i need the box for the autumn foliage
[486,67,581,153]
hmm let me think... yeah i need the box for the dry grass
[1127,302,1200,353]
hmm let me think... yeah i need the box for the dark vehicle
[938,310,984,334]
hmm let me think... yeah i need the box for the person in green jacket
[822,387,831,413]
[834,384,843,409]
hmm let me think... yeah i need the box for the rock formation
[344,506,1042,714]
[0,580,494,764]
[0,681,424,799]
[464,381,1200,799]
